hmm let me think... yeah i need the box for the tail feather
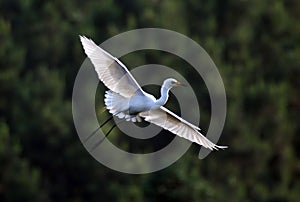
[104,90,140,122]
[104,90,129,113]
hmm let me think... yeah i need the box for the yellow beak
[175,81,186,86]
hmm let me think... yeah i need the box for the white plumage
[80,35,227,151]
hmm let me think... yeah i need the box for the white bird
[80,36,227,151]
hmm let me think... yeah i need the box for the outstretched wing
[139,106,227,150]
[80,35,144,97]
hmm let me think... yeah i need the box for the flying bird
[80,36,227,151]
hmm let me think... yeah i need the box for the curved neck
[155,86,170,106]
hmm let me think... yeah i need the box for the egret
[80,36,227,151]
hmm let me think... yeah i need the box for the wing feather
[139,106,227,150]
[80,35,144,97]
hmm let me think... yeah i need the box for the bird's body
[129,93,156,113]
[80,36,227,151]
[104,90,157,122]
[105,78,177,122]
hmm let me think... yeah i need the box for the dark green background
[0,0,299,201]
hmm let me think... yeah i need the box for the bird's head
[163,78,185,89]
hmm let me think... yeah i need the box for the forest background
[0,0,299,201]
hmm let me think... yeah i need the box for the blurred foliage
[0,0,299,201]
